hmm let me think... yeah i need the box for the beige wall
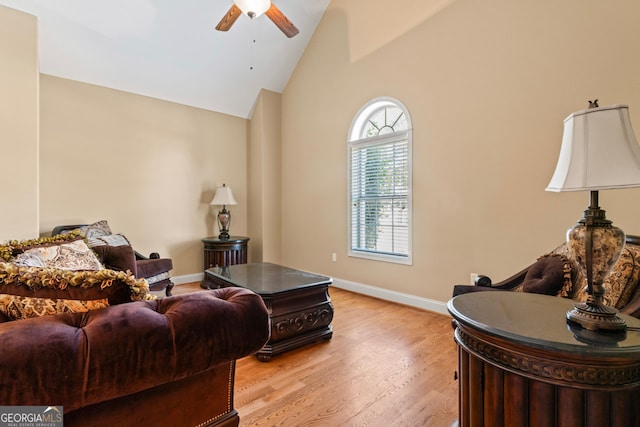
[39,75,248,277]
[248,89,282,263]
[280,0,640,302]
[0,6,38,240]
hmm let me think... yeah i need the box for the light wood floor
[168,283,459,426]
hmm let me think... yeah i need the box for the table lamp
[210,184,237,240]
[546,101,640,331]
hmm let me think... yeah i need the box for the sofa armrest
[452,267,530,298]
[135,250,160,260]
[0,287,269,412]
[460,267,530,292]
[481,267,530,290]
[474,275,492,287]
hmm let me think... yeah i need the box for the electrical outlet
[332,253,337,262]
[470,273,479,285]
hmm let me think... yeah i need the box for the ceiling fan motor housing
[235,0,270,18]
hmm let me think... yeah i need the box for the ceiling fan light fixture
[216,0,299,38]
[234,0,271,19]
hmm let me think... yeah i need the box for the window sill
[348,250,412,265]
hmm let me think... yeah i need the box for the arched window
[348,97,412,264]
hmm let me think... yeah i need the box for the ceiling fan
[215,0,299,38]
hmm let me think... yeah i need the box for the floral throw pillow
[572,244,640,309]
[87,233,131,248]
[549,242,640,309]
[12,239,103,271]
[76,220,112,239]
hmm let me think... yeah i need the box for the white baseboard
[172,272,204,286]
[171,272,449,316]
[332,277,449,316]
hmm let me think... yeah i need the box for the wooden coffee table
[205,262,334,361]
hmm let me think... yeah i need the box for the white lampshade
[546,104,640,192]
[234,0,270,18]
[210,184,237,206]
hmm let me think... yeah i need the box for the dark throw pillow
[92,245,137,274]
[521,254,571,295]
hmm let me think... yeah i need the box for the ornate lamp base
[217,207,231,240]
[565,190,627,332]
[567,298,627,331]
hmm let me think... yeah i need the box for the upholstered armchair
[52,221,174,296]
[452,235,640,319]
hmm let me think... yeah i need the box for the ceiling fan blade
[265,3,299,38]
[215,4,242,32]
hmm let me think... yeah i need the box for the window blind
[350,133,409,257]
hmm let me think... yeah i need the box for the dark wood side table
[201,236,249,289]
[206,262,334,361]
[448,291,640,427]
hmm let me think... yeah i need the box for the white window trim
[347,97,413,265]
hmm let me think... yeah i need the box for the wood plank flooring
[168,283,458,426]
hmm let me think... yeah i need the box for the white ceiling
[0,0,329,118]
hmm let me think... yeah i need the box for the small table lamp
[210,184,237,240]
[546,101,640,331]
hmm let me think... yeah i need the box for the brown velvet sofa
[0,286,270,426]
[452,235,640,319]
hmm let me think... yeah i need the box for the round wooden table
[201,236,249,289]
[448,291,640,427]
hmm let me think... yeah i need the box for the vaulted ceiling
[0,0,330,118]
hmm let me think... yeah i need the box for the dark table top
[205,262,332,295]
[448,291,640,357]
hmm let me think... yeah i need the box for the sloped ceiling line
[0,0,330,119]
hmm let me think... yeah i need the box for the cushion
[87,233,130,248]
[12,238,103,271]
[547,242,582,298]
[92,244,137,274]
[0,262,153,312]
[520,254,571,295]
[60,221,127,247]
[76,220,112,239]
[548,242,640,308]
[0,294,109,321]
[0,233,81,262]
[573,244,640,309]
[144,271,171,286]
